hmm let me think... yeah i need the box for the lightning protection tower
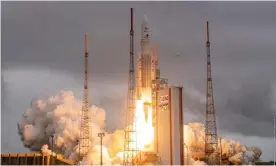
[79,34,92,159]
[205,22,219,165]
[123,8,140,165]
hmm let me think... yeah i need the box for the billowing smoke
[184,123,262,165]
[18,91,262,165]
[17,91,124,165]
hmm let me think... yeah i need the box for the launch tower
[205,22,219,165]
[79,34,92,158]
[123,8,141,165]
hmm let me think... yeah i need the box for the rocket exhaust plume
[17,91,263,165]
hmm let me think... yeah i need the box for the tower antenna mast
[205,22,219,165]
[123,8,140,165]
[79,34,92,159]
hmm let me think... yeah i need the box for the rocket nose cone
[142,14,150,29]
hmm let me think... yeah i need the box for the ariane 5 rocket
[136,15,159,101]
[136,15,160,153]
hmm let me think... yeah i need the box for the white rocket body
[136,16,159,152]
[136,16,158,100]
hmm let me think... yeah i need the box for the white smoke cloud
[18,91,262,165]
[17,90,123,164]
[184,122,262,165]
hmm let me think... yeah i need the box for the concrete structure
[156,86,184,165]
[1,153,74,165]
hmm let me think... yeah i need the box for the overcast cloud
[1,1,276,161]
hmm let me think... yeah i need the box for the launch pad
[123,8,185,165]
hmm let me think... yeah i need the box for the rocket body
[136,16,157,100]
[135,16,159,152]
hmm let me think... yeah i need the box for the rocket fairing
[141,15,150,40]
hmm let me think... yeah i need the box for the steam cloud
[184,123,262,165]
[18,91,262,165]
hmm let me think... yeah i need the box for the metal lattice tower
[123,8,140,165]
[205,22,219,165]
[79,34,92,159]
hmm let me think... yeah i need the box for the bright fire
[134,89,155,152]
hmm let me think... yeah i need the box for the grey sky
[2,1,276,161]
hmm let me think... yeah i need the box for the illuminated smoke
[18,91,262,165]
[17,91,123,164]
